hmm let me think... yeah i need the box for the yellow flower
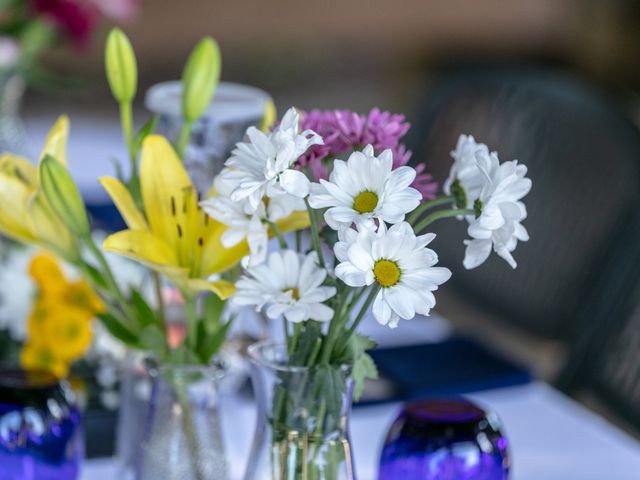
[42,306,94,361]
[0,116,79,261]
[29,252,105,314]
[21,341,70,379]
[29,251,66,295]
[100,135,251,299]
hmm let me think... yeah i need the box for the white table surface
[81,315,640,480]
[20,115,640,479]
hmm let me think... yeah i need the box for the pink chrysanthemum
[298,108,438,199]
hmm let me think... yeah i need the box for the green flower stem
[283,317,291,352]
[176,120,193,159]
[85,236,132,316]
[344,285,379,341]
[407,195,452,224]
[306,338,322,367]
[414,208,475,233]
[319,288,352,365]
[184,294,198,350]
[119,101,136,178]
[295,230,302,252]
[269,221,288,249]
[304,198,326,269]
[152,271,167,337]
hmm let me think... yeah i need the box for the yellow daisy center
[373,259,401,288]
[283,287,300,300]
[353,191,379,214]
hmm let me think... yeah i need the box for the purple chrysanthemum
[298,108,438,199]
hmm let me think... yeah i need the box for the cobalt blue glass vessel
[379,398,509,480]
[0,368,83,480]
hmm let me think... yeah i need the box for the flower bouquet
[202,107,532,478]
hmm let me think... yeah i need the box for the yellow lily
[0,116,78,260]
[101,135,246,299]
[101,135,309,299]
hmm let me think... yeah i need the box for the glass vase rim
[144,80,271,121]
[247,339,352,374]
[143,355,227,382]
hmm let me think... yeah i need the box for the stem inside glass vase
[138,361,228,480]
[246,341,355,480]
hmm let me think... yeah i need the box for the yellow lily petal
[200,220,249,275]
[184,278,236,299]
[0,173,37,243]
[275,210,310,234]
[0,153,38,187]
[99,176,148,231]
[103,229,183,276]
[140,135,198,256]
[40,115,69,166]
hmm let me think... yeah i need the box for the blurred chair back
[408,66,640,340]
[557,211,640,432]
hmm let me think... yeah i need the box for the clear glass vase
[137,362,228,480]
[245,341,356,480]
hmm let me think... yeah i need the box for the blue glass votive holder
[0,369,83,480]
[379,397,509,479]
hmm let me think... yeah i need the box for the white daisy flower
[463,153,532,269]
[334,222,451,328]
[444,134,492,209]
[223,107,323,209]
[233,250,336,323]
[200,171,305,266]
[308,145,421,230]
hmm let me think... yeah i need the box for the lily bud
[259,99,276,133]
[39,155,90,238]
[105,28,138,104]
[181,37,221,123]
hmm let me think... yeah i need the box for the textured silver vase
[145,81,272,193]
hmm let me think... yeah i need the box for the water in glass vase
[245,341,356,480]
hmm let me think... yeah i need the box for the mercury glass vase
[137,363,228,480]
[0,368,83,480]
[0,68,27,155]
[378,398,509,479]
[245,341,356,480]
[145,81,272,194]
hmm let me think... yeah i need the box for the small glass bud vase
[137,362,228,480]
[245,341,356,480]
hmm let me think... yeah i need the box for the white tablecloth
[81,313,640,480]
[82,381,640,480]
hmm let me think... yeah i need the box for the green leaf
[97,312,139,346]
[352,352,378,401]
[197,320,232,364]
[201,292,225,335]
[130,288,159,327]
[83,264,108,290]
[138,324,167,353]
[133,115,159,154]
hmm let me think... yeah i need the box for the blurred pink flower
[32,0,99,48]
[86,0,140,23]
[299,108,438,199]
[31,0,139,48]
